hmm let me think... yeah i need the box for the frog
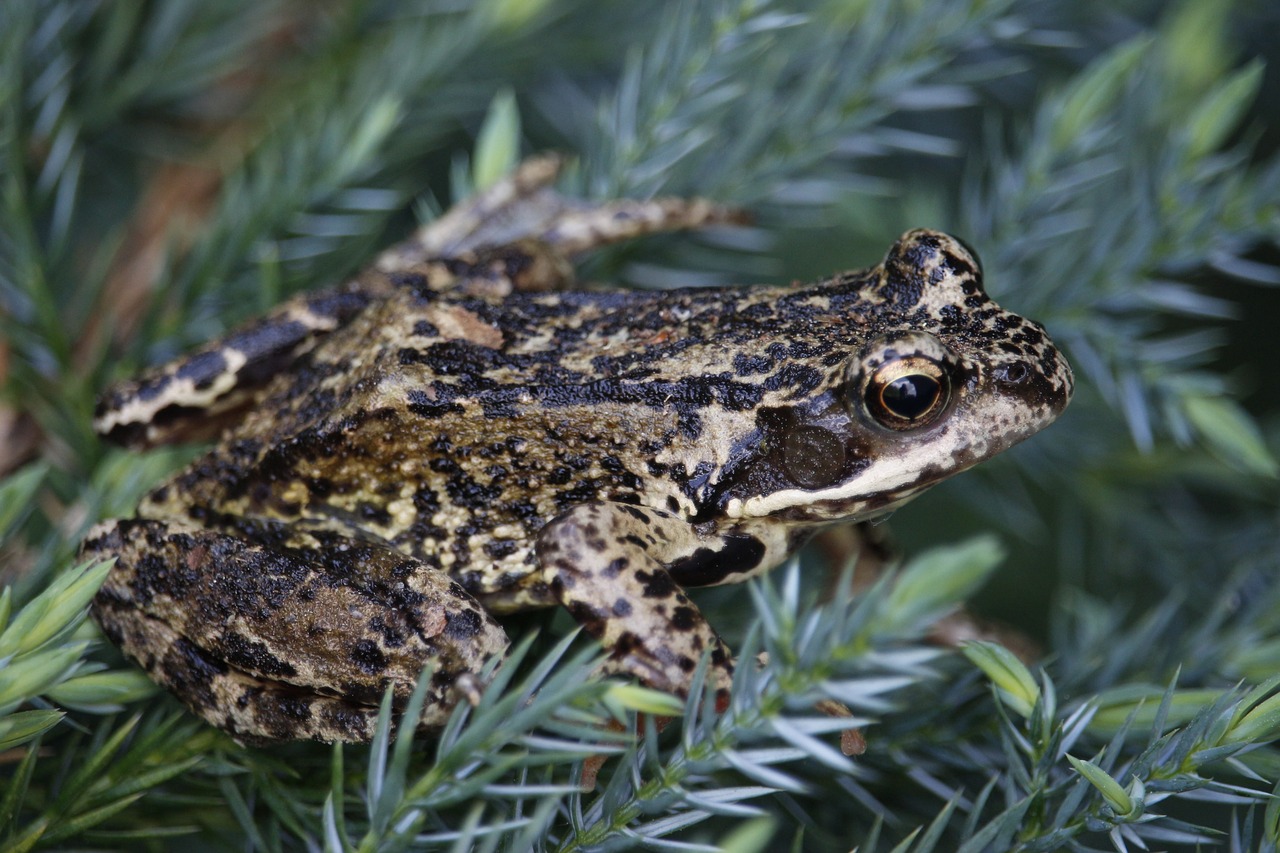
[82,155,1074,745]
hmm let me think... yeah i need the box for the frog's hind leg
[84,518,507,744]
[94,281,380,449]
[376,154,747,269]
[96,158,743,449]
[95,162,571,449]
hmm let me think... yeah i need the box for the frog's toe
[86,518,509,743]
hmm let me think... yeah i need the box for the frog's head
[724,229,1073,523]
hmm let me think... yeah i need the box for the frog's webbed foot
[84,519,508,744]
[536,502,750,706]
[376,154,747,272]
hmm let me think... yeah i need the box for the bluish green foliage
[2,0,1279,849]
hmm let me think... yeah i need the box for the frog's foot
[84,519,508,744]
[376,154,747,270]
[536,502,746,705]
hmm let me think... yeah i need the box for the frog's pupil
[881,374,939,419]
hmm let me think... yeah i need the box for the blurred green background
[3,0,1280,850]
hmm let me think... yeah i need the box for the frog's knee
[92,287,369,450]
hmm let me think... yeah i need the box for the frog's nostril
[996,362,1029,384]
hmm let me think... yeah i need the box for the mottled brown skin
[84,157,1073,744]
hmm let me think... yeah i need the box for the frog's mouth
[726,379,1071,523]
[723,447,963,523]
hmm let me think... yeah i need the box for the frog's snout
[991,335,1074,428]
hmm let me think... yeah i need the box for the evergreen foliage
[2,0,1279,849]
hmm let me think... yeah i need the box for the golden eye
[864,357,950,430]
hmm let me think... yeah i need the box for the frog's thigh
[85,519,507,744]
[536,503,739,701]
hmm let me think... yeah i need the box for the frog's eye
[863,356,950,430]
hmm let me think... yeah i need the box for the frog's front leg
[537,503,786,704]
[84,519,508,744]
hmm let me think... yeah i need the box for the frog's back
[142,278,821,602]
[226,272,885,457]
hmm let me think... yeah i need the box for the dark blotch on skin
[350,639,389,675]
[359,502,392,526]
[407,389,464,419]
[106,401,208,444]
[321,703,377,740]
[671,605,698,631]
[273,696,314,723]
[568,601,607,636]
[219,631,298,678]
[763,363,822,398]
[389,271,429,291]
[733,352,774,376]
[667,534,766,587]
[445,607,483,640]
[941,248,978,279]
[620,506,650,523]
[160,637,227,711]
[635,569,677,599]
[484,539,519,559]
